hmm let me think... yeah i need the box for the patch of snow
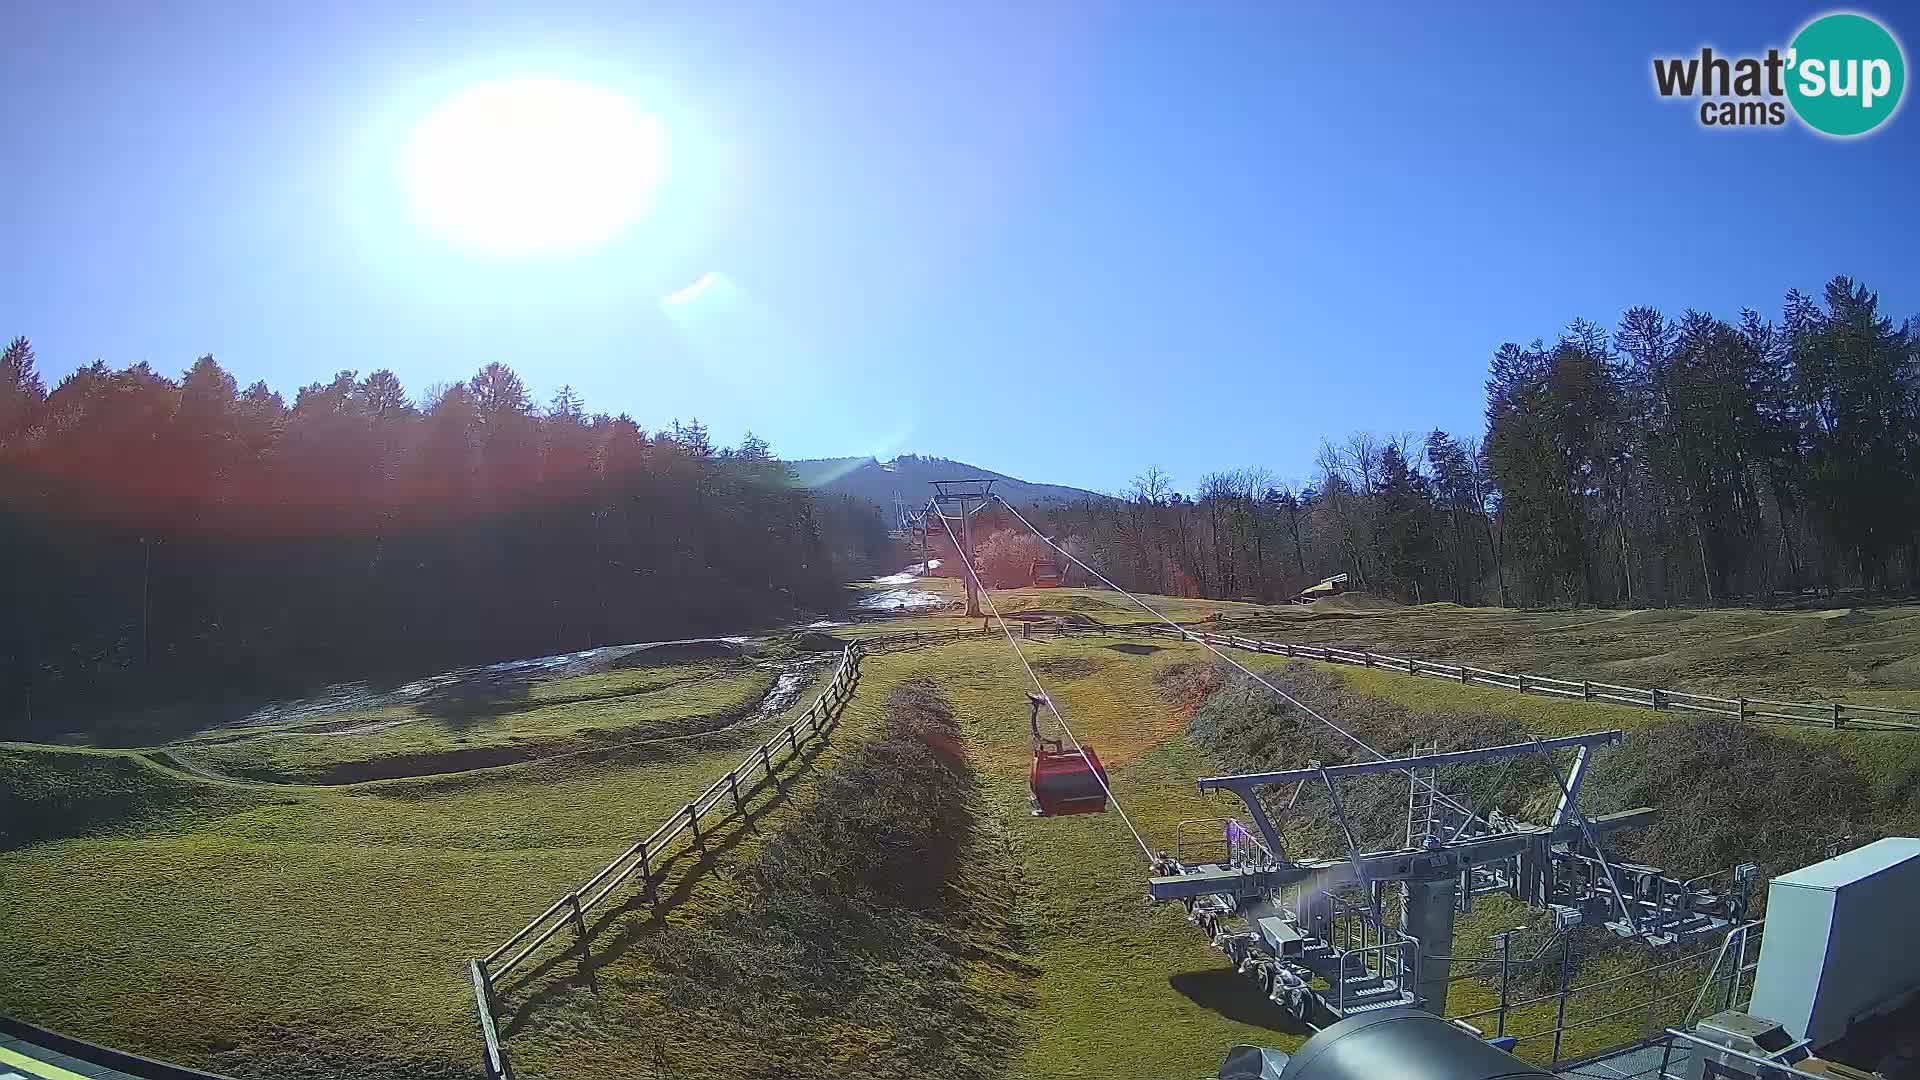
[756,668,813,716]
[870,561,941,586]
[859,588,947,611]
[807,619,847,629]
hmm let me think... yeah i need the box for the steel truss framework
[1147,730,1758,1024]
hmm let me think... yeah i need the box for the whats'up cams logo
[1653,11,1906,136]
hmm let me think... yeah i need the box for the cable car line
[992,496,1482,825]
[930,506,1155,864]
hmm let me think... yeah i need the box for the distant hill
[787,454,1105,512]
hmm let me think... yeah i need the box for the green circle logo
[1787,12,1906,136]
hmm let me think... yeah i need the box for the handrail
[1660,1028,1831,1080]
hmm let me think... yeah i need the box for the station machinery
[1137,730,1756,1025]
[1219,1007,1557,1080]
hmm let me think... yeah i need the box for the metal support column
[1403,875,1458,1013]
[960,497,980,617]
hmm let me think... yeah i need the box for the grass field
[500,675,1033,1080]
[856,575,1920,699]
[0,661,837,1080]
[163,662,779,784]
[4,587,1920,1079]
[1221,600,1920,702]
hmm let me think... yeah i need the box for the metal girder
[1551,744,1592,830]
[1196,730,1623,857]
[1146,807,1657,902]
[1196,730,1623,792]
[1320,764,1379,924]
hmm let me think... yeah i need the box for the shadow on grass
[1168,968,1314,1036]
[491,676,860,1032]
[416,671,541,731]
[1106,642,1164,656]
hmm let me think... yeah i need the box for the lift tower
[928,479,996,618]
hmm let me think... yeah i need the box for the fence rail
[1134,625,1920,732]
[467,640,868,1077]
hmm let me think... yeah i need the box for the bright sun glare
[407,79,665,256]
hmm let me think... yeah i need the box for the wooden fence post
[1832,702,1844,728]
[1738,697,1747,722]
[686,803,704,850]
[1406,657,1416,674]
[759,744,773,779]
[1518,674,1529,693]
[470,959,506,1080]
[728,770,743,813]
[1650,689,1664,710]
[567,891,598,994]
[639,842,658,907]
[1582,681,1593,701]
[1362,651,1373,668]
[1459,665,1469,684]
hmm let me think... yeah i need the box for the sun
[406,79,665,255]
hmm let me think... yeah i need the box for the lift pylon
[927,479,996,617]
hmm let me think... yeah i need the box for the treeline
[0,348,889,729]
[1036,276,1918,607]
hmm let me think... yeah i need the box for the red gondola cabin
[1030,558,1064,588]
[1025,693,1108,816]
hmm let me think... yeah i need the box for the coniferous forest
[1026,277,1918,607]
[0,353,889,733]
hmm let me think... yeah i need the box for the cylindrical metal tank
[1279,1008,1554,1080]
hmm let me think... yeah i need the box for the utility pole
[929,479,996,618]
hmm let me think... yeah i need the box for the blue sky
[3,1,1914,494]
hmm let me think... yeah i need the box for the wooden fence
[1143,626,1920,731]
[467,641,866,1078]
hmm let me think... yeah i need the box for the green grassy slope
[1220,602,1920,701]
[1216,643,1920,835]
[864,636,1315,1078]
[0,669,838,1080]
[7,594,1919,1080]
[505,680,1032,1080]
[167,663,777,784]
[0,743,257,848]
[484,637,1271,1080]
[855,580,1920,703]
